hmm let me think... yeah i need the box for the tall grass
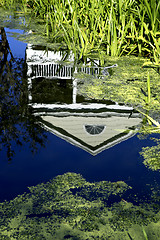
[128,0,160,63]
[1,0,160,62]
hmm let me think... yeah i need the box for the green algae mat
[75,55,160,112]
[0,172,160,240]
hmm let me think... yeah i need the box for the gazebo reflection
[26,45,142,155]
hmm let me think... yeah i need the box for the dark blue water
[0,28,160,203]
[0,129,158,201]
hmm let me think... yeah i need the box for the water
[0,27,160,205]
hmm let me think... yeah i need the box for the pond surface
[0,6,160,238]
[0,27,160,206]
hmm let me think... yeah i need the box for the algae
[0,172,160,239]
[75,56,160,112]
[1,7,160,113]
[140,138,160,171]
[1,8,160,240]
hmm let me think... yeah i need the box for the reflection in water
[26,45,142,155]
[0,27,160,239]
[0,28,47,160]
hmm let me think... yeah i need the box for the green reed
[1,0,160,62]
[147,72,151,104]
[134,0,160,64]
[142,226,148,240]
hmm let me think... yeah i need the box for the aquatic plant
[140,138,160,171]
[0,172,160,239]
[75,56,160,111]
[142,226,149,240]
[137,109,160,128]
[0,0,159,63]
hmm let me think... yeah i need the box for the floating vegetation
[0,172,160,239]
[140,138,160,171]
[75,56,160,172]
[75,56,160,111]
[0,3,160,239]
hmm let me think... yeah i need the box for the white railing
[30,64,73,79]
[28,63,102,79]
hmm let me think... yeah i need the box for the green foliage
[1,0,159,63]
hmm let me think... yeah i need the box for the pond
[1,26,160,239]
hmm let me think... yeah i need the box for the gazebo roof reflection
[26,45,142,155]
